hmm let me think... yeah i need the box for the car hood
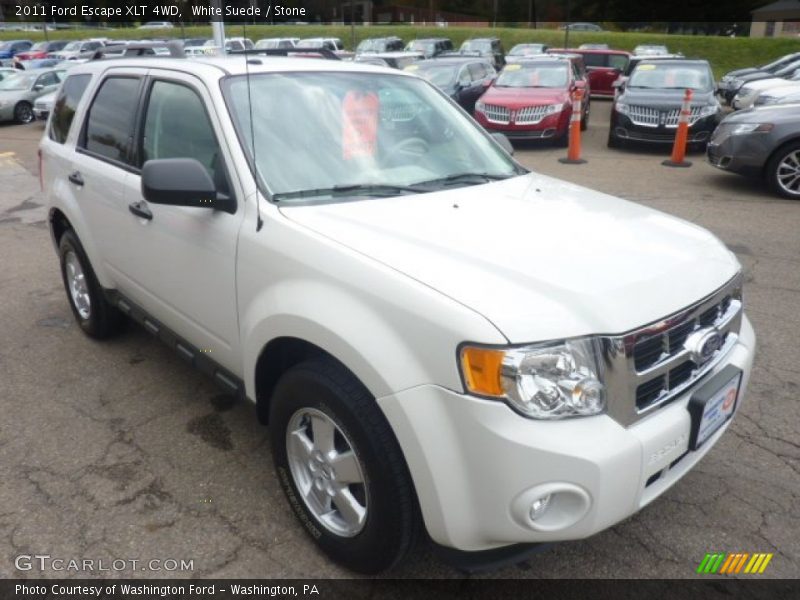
[743,78,800,92]
[620,88,715,107]
[737,70,777,84]
[724,67,760,79]
[483,87,568,107]
[279,173,738,342]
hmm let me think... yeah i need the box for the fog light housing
[529,495,551,520]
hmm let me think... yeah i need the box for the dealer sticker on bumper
[688,364,743,450]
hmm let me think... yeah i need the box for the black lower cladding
[104,289,245,398]
[431,540,554,574]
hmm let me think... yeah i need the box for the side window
[468,63,487,81]
[82,77,140,164]
[50,73,91,144]
[457,66,471,85]
[582,53,607,68]
[572,63,581,80]
[609,55,629,71]
[278,40,292,49]
[36,72,59,88]
[141,80,228,193]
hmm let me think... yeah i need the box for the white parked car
[732,70,800,110]
[254,37,299,50]
[40,55,756,574]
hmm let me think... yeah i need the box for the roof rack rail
[228,47,341,61]
[90,41,185,60]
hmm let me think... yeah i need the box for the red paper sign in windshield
[342,91,379,160]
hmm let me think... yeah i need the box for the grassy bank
[2,24,797,78]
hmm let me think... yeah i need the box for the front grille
[483,104,510,124]
[628,105,706,128]
[603,274,744,426]
[515,105,551,125]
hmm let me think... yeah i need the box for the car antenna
[242,21,263,232]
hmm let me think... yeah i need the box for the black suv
[609,59,722,150]
[405,57,496,113]
[404,38,453,59]
[458,37,506,71]
[355,36,404,55]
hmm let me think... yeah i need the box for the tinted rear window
[82,77,140,163]
[50,74,92,144]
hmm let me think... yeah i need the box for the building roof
[752,0,800,14]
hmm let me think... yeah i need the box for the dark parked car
[15,40,68,60]
[404,57,496,113]
[609,59,722,149]
[718,52,800,102]
[458,37,506,70]
[473,57,590,145]
[354,52,422,70]
[404,38,453,59]
[0,40,33,60]
[719,56,800,104]
[356,37,404,55]
[550,48,630,97]
[708,104,800,199]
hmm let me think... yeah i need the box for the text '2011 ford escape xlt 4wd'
[41,51,756,574]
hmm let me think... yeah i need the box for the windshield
[775,60,800,77]
[628,63,712,90]
[635,45,668,55]
[509,44,545,56]
[223,72,518,203]
[357,39,383,52]
[31,42,48,51]
[407,41,435,54]
[296,39,322,48]
[461,41,491,52]
[0,73,34,91]
[63,42,82,51]
[496,64,568,88]
[406,64,457,87]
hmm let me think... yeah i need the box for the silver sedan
[708,103,800,199]
[0,68,65,123]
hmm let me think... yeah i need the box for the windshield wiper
[273,183,425,202]
[413,172,514,189]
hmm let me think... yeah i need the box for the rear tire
[766,141,800,200]
[14,101,34,124]
[269,357,419,573]
[58,230,125,339]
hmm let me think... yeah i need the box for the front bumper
[33,107,49,120]
[707,130,771,177]
[612,113,718,145]
[378,315,755,552]
[475,109,570,141]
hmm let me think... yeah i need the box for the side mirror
[33,84,44,91]
[491,132,514,156]
[141,158,234,214]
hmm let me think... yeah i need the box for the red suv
[549,48,630,97]
[474,56,589,145]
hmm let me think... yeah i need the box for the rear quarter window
[582,53,608,68]
[49,73,92,144]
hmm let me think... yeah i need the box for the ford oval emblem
[684,328,723,365]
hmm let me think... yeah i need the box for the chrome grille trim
[483,104,511,124]
[515,105,550,125]
[602,273,744,427]
[628,105,705,128]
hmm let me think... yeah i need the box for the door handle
[128,200,153,221]
[68,171,84,186]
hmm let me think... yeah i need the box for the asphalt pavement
[1,101,798,579]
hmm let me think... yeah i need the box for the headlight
[697,103,720,117]
[728,123,774,135]
[459,339,606,419]
[545,102,564,114]
[615,102,629,115]
[475,100,485,113]
[738,87,754,97]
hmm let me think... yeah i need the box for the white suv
[41,54,756,573]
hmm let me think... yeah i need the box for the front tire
[58,230,125,338]
[269,358,419,573]
[766,141,800,200]
[14,101,34,124]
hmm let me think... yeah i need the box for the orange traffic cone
[662,88,693,168]
[559,88,587,165]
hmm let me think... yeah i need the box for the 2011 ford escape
[41,53,756,574]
